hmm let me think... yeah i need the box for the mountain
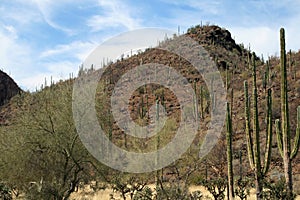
[0,70,20,107]
[76,24,300,184]
[1,24,300,197]
[0,70,21,126]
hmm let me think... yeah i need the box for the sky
[1,0,300,90]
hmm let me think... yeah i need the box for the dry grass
[70,184,300,200]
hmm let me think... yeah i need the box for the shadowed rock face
[0,70,20,106]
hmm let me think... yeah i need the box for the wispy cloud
[162,0,222,15]
[2,24,18,39]
[33,0,77,34]
[149,0,300,58]
[230,27,278,57]
[34,40,98,89]
[19,60,76,91]
[284,13,300,52]
[0,25,33,82]
[0,0,98,90]
[87,0,141,32]
[40,41,97,61]
[0,0,300,90]
[0,1,41,26]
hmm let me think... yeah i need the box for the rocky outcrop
[0,70,20,107]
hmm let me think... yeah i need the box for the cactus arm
[200,85,204,119]
[267,60,270,83]
[226,64,229,90]
[244,81,255,169]
[291,106,300,160]
[275,119,284,158]
[252,54,261,174]
[230,88,234,118]
[193,80,199,120]
[263,88,272,175]
[239,150,243,180]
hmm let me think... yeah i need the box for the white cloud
[19,61,79,91]
[161,0,222,15]
[2,25,18,39]
[40,41,97,61]
[33,0,75,34]
[0,26,32,84]
[1,0,300,92]
[157,0,300,58]
[229,15,300,58]
[0,24,93,91]
[285,14,300,52]
[84,28,175,69]
[230,26,278,57]
[18,40,99,91]
[20,73,55,91]
[87,0,141,32]
[0,1,42,26]
[0,0,143,90]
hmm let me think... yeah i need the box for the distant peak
[0,70,21,106]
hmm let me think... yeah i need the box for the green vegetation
[1,25,300,199]
[275,28,300,199]
[0,82,110,199]
[244,53,273,199]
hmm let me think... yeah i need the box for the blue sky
[1,0,300,90]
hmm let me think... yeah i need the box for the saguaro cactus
[275,28,300,199]
[210,75,216,113]
[226,102,234,200]
[226,63,230,90]
[288,49,292,75]
[193,80,199,120]
[239,150,243,180]
[156,99,161,190]
[200,85,204,119]
[263,60,270,91]
[244,53,273,200]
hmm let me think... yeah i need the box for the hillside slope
[1,24,300,196]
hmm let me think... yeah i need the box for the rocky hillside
[1,24,300,194]
[0,70,21,126]
[94,24,300,185]
[0,70,21,106]
[0,70,20,107]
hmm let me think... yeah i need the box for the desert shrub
[190,190,203,200]
[234,178,252,200]
[155,184,203,200]
[0,183,12,200]
[110,174,149,200]
[199,178,226,200]
[133,186,153,200]
[156,184,190,200]
[262,179,296,200]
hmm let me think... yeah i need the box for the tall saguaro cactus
[275,28,300,199]
[226,102,234,200]
[244,53,273,200]
[156,99,161,191]
[200,85,204,119]
[193,80,199,120]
